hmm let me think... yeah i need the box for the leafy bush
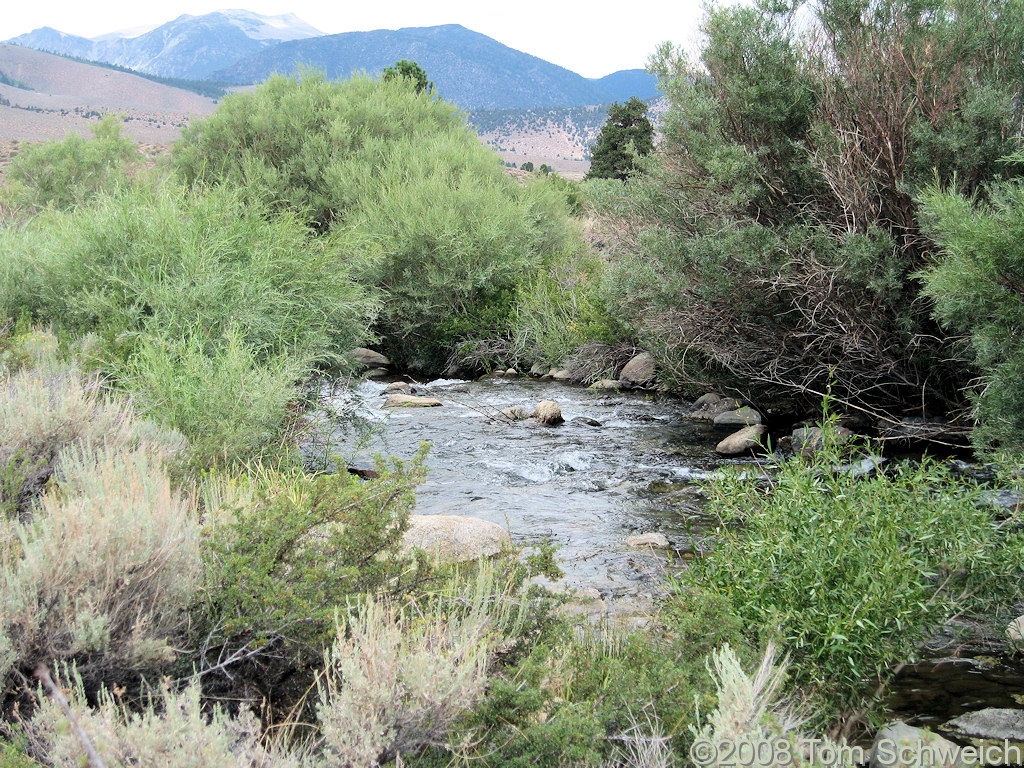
[917,158,1024,452]
[2,116,138,213]
[0,183,375,369]
[22,673,304,768]
[685,422,1024,728]
[173,71,570,373]
[125,332,302,470]
[0,183,377,467]
[0,442,199,694]
[192,446,429,708]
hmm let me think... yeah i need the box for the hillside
[8,11,322,80]
[0,44,217,143]
[212,24,658,110]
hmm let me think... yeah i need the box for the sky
[0,1,708,79]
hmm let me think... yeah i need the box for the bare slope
[0,44,216,142]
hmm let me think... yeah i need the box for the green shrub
[685,421,1024,727]
[0,183,376,369]
[192,446,430,705]
[593,0,1024,417]
[2,116,137,213]
[917,159,1024,452]
[124,332,302,470]
[0,183,377,466]
[173,71,570,373]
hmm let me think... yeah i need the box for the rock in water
[402,515,511,562]
[715,424,767,456]
[381,394,443,408]
[869,722,963,768]
[943,708,1024,742]
[713,406,763,426]
[625,532,670,548]
[533,400,564,425]
[346,347,390,368]
[382,381,410,394]
[620,352,656,387]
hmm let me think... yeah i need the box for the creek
[321,375,1024,726]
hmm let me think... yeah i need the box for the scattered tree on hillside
[520,161,535,172]
[382,59,433,95]
[584,97,654,181]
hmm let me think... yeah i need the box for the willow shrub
[685,423,1024,728]
[1,116,138,214]
[0,183,377,467]
[173,71,570,373]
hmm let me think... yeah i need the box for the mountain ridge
[7,14,658,110]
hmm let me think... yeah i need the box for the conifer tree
[585,97,654,180]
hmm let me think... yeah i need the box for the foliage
[172,71,570,373]
[917,157,1024,452]
[319,566,526,767]
[585,97,654,181]
[511,242,623,371]
[0,439,199,697]
[685,420,1024,728]
[1,116,137,213]
[596,0,1024,420]
[0,183,376,467]
[0,350,185,518]
[193,446,429,698]
[409,592,750,767]
[382,59,433,95]
[22,673,304,768]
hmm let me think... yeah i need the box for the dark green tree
[584,97,654,181]
[520,161,535,172]
[382,59,433,95]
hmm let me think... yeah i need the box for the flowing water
[320,375,1024,724]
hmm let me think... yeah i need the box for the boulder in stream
[942,708,1024,743]
[402,515,511,562]
[533,400,564,426]
[870,721,964,768]
[715,424,767,456]
[346,347,390,369]
[382,381,410,394]
[1007,615,1024,652]
[589,379,623,391]
[620,352,657,387]
[713,406,763,426]
[499,405,531,421]
[381,394,443,408]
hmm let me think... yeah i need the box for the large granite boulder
[402,515,511,562]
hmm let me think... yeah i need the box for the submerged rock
[381,394,443,408]
[625,532,670,548]
[715,424,767,456]
[499,405,530,421]
[533,400,564,426]
[402,515,511,562]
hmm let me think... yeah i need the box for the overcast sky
[0,1,708,79]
